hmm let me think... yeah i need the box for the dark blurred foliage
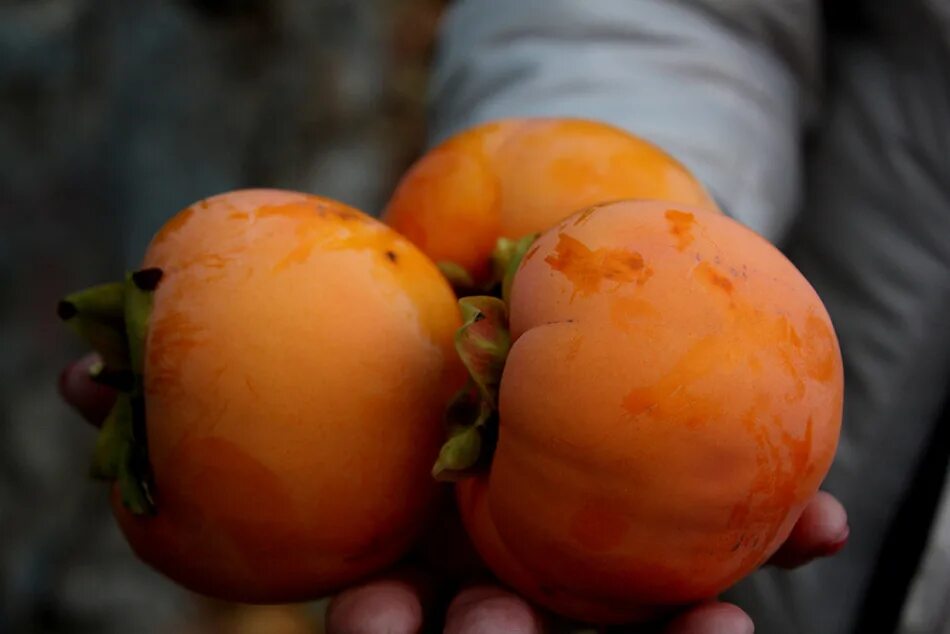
[0,1,442,632]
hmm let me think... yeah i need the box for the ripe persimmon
[383,118,717,286]
[59,189,462,602]
[439,200,843,624]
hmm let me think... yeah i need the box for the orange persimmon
[60,189,462,602]
[383,118,717,285]
[450,200,843,624]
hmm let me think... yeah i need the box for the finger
[663,602,754,634]
[444,585,545,634]
[58,353,116,426]
[769,491,849,568]
[326,571,433,634]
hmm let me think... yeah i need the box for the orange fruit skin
[457,200,843,624]
[112,189,463,603]
[382,118,717,283]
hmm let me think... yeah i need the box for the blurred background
[1,1,442,632]
[5,2,950,634]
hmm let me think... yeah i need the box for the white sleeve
[428,0,820,244]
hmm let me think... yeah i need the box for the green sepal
[437,234,538,302]
[433,296,511,481]
[437,261,476,291]
[119,394,156,515]
[432,423,483,481]
[57,282,129,370]
[89,394,129,480]
[59,282,125,321]
[456,296,510,408]
[89,394,156,515]
[61,269,162,515]
[491,233,538,306]
[124,268,162,375]
[119,268,161,515]
[432,382,498,481]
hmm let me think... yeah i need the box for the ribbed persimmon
[453,200,843,623]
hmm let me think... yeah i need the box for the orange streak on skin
[665,209,696,251]
[545,233,652,298]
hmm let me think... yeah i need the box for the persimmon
[58,189,462,602]
[437,200,843,624]
[383,118,717,286]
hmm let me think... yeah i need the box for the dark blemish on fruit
[132,268,164,291]
[665,209,695,251]
[385,250,398,263]
[199,200,209,210]
[473,313,485,323]
[732,538,743,552]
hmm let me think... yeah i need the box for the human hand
[324,490,847,634]
[61,354,849,634]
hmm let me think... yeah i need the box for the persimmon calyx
[436,233,539,302]
[433,296,510,481]
[491,233,539,306]
[125,268,162,375]
[437,261,476,291]
[88,393,154,514]
[432,421,482,481]
[58,282,129,370]
[59,268,163,515]
[456,296,510,407]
